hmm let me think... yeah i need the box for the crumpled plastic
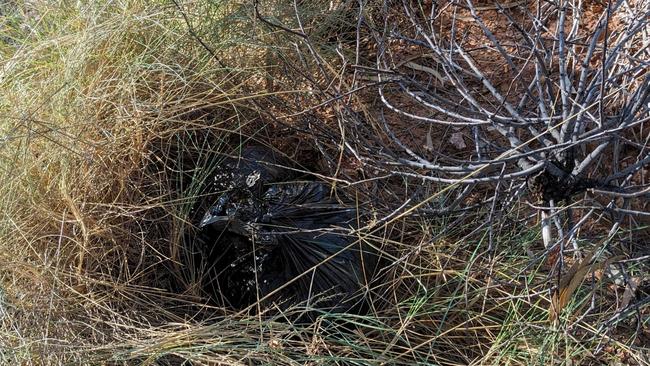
[195,146,375,316]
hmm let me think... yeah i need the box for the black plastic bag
[195,147,376,316]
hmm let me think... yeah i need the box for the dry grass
[0,0,648,365]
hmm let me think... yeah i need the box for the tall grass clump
[0,1,272,363]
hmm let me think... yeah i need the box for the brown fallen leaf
[620,277,638,310]
[404,61,447,84]
[549,246,598,322]
[424,126,434,152]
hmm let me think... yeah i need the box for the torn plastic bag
[197,177,376,316]
[199,146,295,229]
[255,183,368,307]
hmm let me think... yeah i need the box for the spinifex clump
[193,146,377,317]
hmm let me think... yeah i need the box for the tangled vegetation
[0,0,648,364]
